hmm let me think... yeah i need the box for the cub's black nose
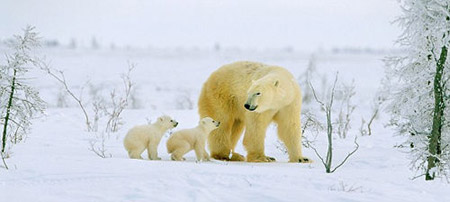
[244,103,250,110]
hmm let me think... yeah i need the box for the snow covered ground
[1,47,449,202]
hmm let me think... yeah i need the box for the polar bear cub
[124,115,178,160]
[167,117,220,161]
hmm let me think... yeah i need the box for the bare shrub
[328,181,363,193]
[335,81,356,139]
[304,73,359,173]
[40,61,136,158]
[88,131,112,158]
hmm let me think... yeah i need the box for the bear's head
[200,117,220,132]
[157,115,178,129]
[244,76,284,113]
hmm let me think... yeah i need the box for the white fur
[123,115,178,160]
[166,117,219,161]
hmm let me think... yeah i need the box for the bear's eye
[256,92,261,96]
[170,120,173,123]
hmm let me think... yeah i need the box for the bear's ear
[159,117,164,122]
[274,80,279,87]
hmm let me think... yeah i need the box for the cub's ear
[159,117,164,122]
[274,80,279,87]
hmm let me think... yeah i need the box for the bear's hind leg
[199,95,232,161]
[127,146,146,159]
[230,119,245,161]
[170,142,191,161]
[208,119,233,161]
[147,142,161,160]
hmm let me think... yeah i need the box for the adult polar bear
[198,61,310,163]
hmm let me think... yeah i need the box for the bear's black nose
[244,103,257,111]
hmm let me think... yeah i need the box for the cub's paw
[170,155,185,161]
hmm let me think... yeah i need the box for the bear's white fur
[198,61,311,163]
[166,117,220,161]
[123,115,178,160]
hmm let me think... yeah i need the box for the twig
[309,81,325,108]
[1,153,8,170]
[39,62,92,131]
[88,133,112,158]
[304,140,327,168]
[410,173,426,181]
[367,108,378,136]
[331,135,360,173]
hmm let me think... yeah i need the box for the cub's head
[200,117,220,132]
[244,77,281,113]
[157,115,178,129]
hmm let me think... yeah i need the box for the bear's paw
[291,157,313,163]
[247,154,276,162]
[211,154,231,161]
[230,152,245,161]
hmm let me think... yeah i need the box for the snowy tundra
[0,47,449,202]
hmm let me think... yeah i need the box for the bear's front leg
[147,142,161,160]
[195,143,209,161]
[243,112,276,162]
[274,103,311,163]
[202,149,210,161]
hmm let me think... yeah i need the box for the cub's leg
[127,145,146,159]
[194,143,209,161]
[170,141,191,161]
[147,141,161,160]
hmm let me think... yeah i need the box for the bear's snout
[216,121,221,127]
[244,103,258,111]
[173,122,178,127]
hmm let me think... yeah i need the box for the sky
[1,0,401,51]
